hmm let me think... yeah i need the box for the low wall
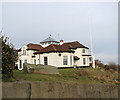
[2,82,119,99]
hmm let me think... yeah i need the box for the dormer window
[48,42,51,44]
[82,49,85,53]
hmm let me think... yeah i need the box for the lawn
[12,67,119,84]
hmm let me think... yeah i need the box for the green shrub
[2,36,18,79]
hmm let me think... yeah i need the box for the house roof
[40,37,59,43]
[17,43,43,52]
[17,41,89,53]
[34,44,75,54]
[63,41,89,49]
[34,41,89,54]
[27,43,43,51]
[16,48,21,52]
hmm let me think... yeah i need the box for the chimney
[60,40,64,45]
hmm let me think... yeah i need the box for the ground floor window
[44,57,48,65]
[63,56,68,65]
[24,59,27,63]
[89,57,92,62]
[70,56,72,65]
[83,58,86,65]
[34,59,36,64]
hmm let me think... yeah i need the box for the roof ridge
[27,43,41,45]
[64,41,78,44]
[40,36,59,43]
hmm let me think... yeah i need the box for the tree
[2,36,18,79]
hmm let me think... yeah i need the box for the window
[44,57,48,65]
[34,59,36,64]
[41,43,44,45]
[82,49,85,53]
[89,57,92,62]
[24,59,27,63]
[23,49,26,55]
[70,56,72,65]
[63,56,68,65]
[48,42,51,44]
[83,58,86,65]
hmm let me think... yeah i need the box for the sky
[1,2,118,64]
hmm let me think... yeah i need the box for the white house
[16,36,91,70]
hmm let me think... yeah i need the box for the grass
[10,67,119,85]
[2,77,16,82]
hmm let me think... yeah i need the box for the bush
[103,63,118,71]
[2,36,18,79]
[95,60,118,71]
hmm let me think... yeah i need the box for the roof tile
[63,41,89,49]
[27,43,43,50]
[17,43,43,52]
[34,44,74,54]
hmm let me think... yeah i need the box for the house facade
[16,36,91,70]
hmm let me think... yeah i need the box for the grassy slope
[12,67,119,84]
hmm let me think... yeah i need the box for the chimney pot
[60,40,63,42]
[60,40,64,45]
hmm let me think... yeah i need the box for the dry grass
[8,67,119,85]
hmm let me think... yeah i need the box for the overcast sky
[1,2,118,64]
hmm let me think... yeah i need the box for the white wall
[16,45,91,70]
[36,52,74,67]
[73,48,90,66]
[16,45,38,70]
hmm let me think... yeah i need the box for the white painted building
[16,36,91,70]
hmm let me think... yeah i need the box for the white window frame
[63,56,68,65]
[89,57,92,62]
[70,55,72,65]
[82,49,85,53]
[44,57,48,65]
[83,58,86,65]
[23,49,26,55]
[34,59,36,64]
[24,59,27,63]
